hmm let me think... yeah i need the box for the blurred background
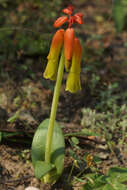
[0,0,127,126]
[0,1,127,190]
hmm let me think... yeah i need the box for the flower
[62,5,74,15]
[53,16,68,28]
[43,5,83,93]
[43,29,64,80]
[53,5,83,28]
[53,5,83,73]
[74,13,83,24]
[64,28,75,71]
[65,38,82,93]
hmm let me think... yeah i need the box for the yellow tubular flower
[65,37,82,93]
[43,29,64,80]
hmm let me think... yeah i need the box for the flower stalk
[45,48,65,164]
[42,5,83,183]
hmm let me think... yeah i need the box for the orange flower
[53,16,68,28]
[65,38,82,93]
[43,5,83,87]
[74,13,83,24]
[43,29,64,80]
[64,28,75,71]
[62,5,74,15]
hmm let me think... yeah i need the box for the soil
[0,0,127,189]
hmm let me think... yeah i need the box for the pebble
[98,152,109,159]
[25,187,40,190]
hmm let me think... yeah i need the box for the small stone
[98,152,109,159]
[97,144,108,150]
[17,185,24,190]
[0,93,7,108]
[25,187,39,190]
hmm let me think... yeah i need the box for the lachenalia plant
[31,5,83,184]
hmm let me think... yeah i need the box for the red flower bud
[74,13,83,24]
[62,5,74,15]
[53,16,68,28]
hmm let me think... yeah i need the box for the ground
[0,0,127,189]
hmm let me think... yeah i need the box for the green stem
[45,48,65,164]
[67,161,75,183]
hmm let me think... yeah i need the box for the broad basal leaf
[31,118,65,183]
[35,161,54,179]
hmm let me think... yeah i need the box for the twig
[0,27,42,34]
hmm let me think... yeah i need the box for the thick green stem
[45,48,65,164]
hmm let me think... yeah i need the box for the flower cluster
[43,5,83,93]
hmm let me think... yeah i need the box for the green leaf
[2,132,21,138]
[0,132,2,142]
[71,137,79,145]
[7,111,20,123]
[81,128,100,136]
[31,118,65,183]
[112,0,126,32]
[69,149,80,161]
[83,167,127,190]
[93,156,102,163]
[107,167,127,183]
[101,183,125,190]
[83,177,126,190]
[35,161,54,179]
